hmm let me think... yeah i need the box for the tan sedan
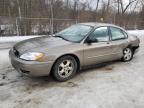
[9,23,140,81]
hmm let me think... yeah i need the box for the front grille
[13,48,20,57]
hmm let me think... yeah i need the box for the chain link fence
[0,17,143,36]
[0,17,78,36]
[0,17,17,36]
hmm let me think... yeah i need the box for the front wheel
[122,47,133,62]
[52,56,78,82]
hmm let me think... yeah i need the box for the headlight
[20,52,44,61]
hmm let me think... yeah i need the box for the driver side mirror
[86,37,98,44]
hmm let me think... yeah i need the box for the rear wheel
[52,56,78,82]
[122,47,133,62]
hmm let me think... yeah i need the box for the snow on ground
[0,35,46,49]
[0,35,45,43]
[0,30,144,108]
[128,30,144,43]
[0,30,143,43]
[128,30,144,37]
[0,30,143,49]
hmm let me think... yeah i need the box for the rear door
[109,27,129,59]
[83,27,113,65]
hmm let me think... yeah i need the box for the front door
[83,27,113,65]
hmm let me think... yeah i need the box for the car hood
[14,36,72,54]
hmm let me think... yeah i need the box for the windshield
[55,24,92,42]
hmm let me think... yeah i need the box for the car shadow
[24,60,120,85]
[0,60,121,91]
[78,60,119,74]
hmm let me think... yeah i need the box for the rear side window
[110,27,126,40]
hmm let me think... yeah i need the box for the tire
[52,56,78,82]
[122,47,133,62]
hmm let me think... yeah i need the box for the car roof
[79,22,123,29]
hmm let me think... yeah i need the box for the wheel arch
[50,53,81,74]
[125,44,136,53]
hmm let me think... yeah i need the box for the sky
[78,0,141,11]
[81,0,129,8]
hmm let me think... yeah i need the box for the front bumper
[9,49,54,76]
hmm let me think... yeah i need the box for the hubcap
[58,60,74,78]
[124,48,132,61]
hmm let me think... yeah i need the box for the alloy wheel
[123,48,132,61]
[58,60,74,78]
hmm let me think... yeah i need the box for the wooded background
[0,0,144,36]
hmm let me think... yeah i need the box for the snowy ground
[0,35,45,43]
[0,35,44,49]
[0,30,144,108]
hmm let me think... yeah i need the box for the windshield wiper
[54,35,71,42]
[54,35,63,38]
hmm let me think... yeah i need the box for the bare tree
[94,0,100,21]
[120,0,137,15]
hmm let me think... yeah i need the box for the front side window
[110,27,126,40]
[89,27,109,42]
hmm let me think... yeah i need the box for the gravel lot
[0,34,144,108]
